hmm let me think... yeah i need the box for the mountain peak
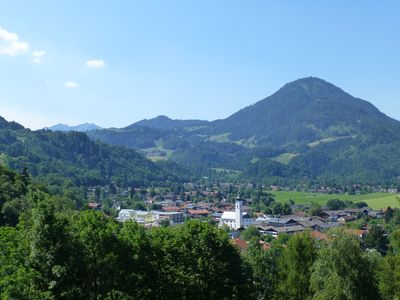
[154,115,172,120]
[278,77,347,99]
[132,115,209,130]
[44,123,102,132]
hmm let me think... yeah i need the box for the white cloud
[29,50,46,64]
[64,81,79,89]
[0,28,29,56]
[30,57,41,64]
[86,59,106,68]
[32,50,46,57]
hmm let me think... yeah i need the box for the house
[162,206,181,212]
[343,208,369,216]
[321,210,347,222]
[232,238,270,252]
[258,225,305,237]
[265,217,299,227]
[156,211,184,224]
[368,210,384,218]
[299,219,329,231]
[338,215,357,223]
[228,230,241,239]
[88,202,101,210]
[211,212,223,222]
[310,231,328,241]
[345,229,368,239]
[188,209,209,218]
[118,209,156,223]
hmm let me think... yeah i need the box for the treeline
[2,202,400,299]
[0,206,249,299]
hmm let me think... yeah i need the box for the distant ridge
[44,123,102,132]
[131,115,209,130]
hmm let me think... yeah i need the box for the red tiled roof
[88,202,101,209]
[188,209,209,215]
[310,231,328,241]
[162,206,181,212]
[232,238,248,250]
[232,239,270,251]
[346,229,368,236]
[259,240,270,250]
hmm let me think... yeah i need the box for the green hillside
[0,117,187,188]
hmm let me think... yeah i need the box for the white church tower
[235,196,243,229]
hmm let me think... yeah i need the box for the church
[219,197,253,229]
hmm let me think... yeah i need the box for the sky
[0,1,399,130]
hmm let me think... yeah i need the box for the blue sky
[0,1,399,129]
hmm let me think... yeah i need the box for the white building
[117,209,183,224]
[219,198,252,229]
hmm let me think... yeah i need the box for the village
[86,182,392,251]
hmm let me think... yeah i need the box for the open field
[271,191,400,209]
[271,153,300,164]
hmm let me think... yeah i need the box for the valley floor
[273,191,400,209]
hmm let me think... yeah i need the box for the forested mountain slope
[209,77,400,148]
[0,117,188,188]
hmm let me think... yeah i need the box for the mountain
[132,115,209,131]
[44,123,102,132]
[0,117,188,189]
[209,77,400,148]
[70,77,400,184]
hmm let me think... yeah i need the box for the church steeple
[235,195,243,229]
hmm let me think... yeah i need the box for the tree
[326,198,346,210]
[364,224,389,255]
[390,229,400,253]
[117,221,157,299]
[308,202,323,217]
[26,197,81,299]
[278,232,316,299]
[159,219,170,227]
[385,207,394,223]
[68,210,123,299]
[246,237,282,299]
[149,220,251,299]
[310,231,380,300]
[240,225,261,241]
[378,254,400,299]
[270,202,283,215]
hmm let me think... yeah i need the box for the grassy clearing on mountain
[271,153,300,164]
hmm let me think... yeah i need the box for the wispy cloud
[64,81,79,89]
[0,27,29,56]
[86,59,106,68]
[29,50,46,64]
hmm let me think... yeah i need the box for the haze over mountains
[18,77,400,184]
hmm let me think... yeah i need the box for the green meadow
[271,191,400,210]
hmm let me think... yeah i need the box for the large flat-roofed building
[118,209,183,225]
